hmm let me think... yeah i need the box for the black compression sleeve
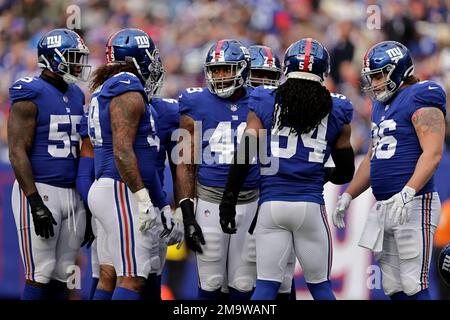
[327,147,355,185]
[221,133,257,206]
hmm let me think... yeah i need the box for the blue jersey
[151,97,179,187]
[370,80,447,201]
[250,85,353,205]
[179,87,259,190]
[9,76,85,188]
[87,72,159,188]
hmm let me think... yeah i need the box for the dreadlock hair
[90,59,140,92]
[272,78,332,135]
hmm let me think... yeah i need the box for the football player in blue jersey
[142,43,184,301]
[176,39,259,300]
[333,41,446,300]
[8,28,91,300]
[247,44,297,300]
[86,28,174,300]
[219,38,355,300]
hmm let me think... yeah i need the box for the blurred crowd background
[0,0,450,299]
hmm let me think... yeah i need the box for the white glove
[382,186,416,225]
[134,189,157,232]
[159,205,174,239]
[167,207,184,249]
[332,192,352,228]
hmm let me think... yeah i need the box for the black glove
[180,198,205,253]
[219,191,237,234]
[80,208,95,248]
[27,192,57,239]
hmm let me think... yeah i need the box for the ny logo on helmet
[240,46,250,59]
[47,35,62,48]
[386,47,403,63]
[443,255,450,272]
[134,36,150,48]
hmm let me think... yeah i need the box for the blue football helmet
[283,38,330,83]
[37,28,91,84]
[106,28,165,97]
[204,39,251,98]
[247,45,282,88]
[438,243,450,286]
[361,41,414,103]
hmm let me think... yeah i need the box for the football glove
[159,205,174,239]
[27,192,57,239]
[382,186,415,225]
[134,188,157,232]
[167,207,184,249]
[219,191,237,234]
[180,198,205,253]
[80,208,95,248]
[332,192,352,228]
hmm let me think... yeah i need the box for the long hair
[403,74,420,86]
[272,78,332,135]
[90,60,140,92]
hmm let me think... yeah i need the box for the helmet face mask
[58,48,91,84]
[205,60,248,98]
[248,69,281,87]
[204,39,250,99]
[361,64,397,103]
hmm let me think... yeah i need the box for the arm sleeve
[147,170,169,209]
[79,112,89,139]
[76,157,95,207]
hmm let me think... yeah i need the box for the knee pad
[395,228,423,295]
[201,274,224,292]
[230,276,254,292]
[34,259,56,284]
[381,269,403,296]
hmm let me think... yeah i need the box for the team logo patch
[230,105,238,112]
[204,209,210,217]
[43,195,49,202]
[47,35,62,48]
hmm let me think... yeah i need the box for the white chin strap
[286,71,323,83]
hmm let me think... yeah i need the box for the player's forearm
[113,145,145,193]
[345,152,371,199]
[175,163,196,203]
[9,149,37,196]
[406,150,442,193]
